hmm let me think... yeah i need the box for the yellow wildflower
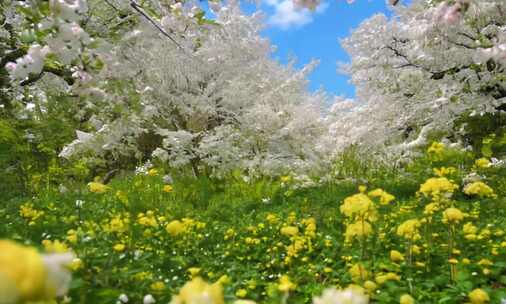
[375,272,401,285]
[345,221,373,242]
[113,243,126,252]
[170,277,224,304]
[188,267,201,277]
[400,294,415,304]
[390,250,404,263]
[278,275,296,292]
[368,188,395,205]
[468,288,489,304]
[87,182,108,193]
[147,168,158,176]
[418,177,458,198]
[427,142,445,159]
[474,158,490,169]
[340,193,376,221]
[349,263,369,282]
[166,220,186,236]
[397,219,421,240]
[42,240,69,253]
[151,281,166,292]
[163,185,174,193]
[280,226,299,237]
[235,289,247,298]
[443,208,464,223]
[463,181,496,198]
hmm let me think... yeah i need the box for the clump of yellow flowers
[463,181,497,198]
[87,181,109,193]
[418,177,458,200]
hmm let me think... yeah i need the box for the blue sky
[241,0,395,97]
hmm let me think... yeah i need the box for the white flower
[118,294,129,303]
[143,294,156,304]
[313,287,369,304]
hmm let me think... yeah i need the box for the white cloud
[266,0,328,30]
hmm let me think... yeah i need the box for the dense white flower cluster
[4,0,91,81]
[331,0,506,154]
[5,45,51,80]
[59,0,331,177]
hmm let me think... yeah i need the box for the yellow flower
[375,272,401,285]
[400,294,415,304]
[147,168,158,176]
[217,275,230,285]
[427,142,445,159]
[433,166,456,177]
[397,219,421,240]
[474,158,490,169]
[423,202,439,216]
[468,288,489,304]
[349,263,369,282]
[151,281,166,292]
[113,243,126,252]
[463,182,496,198]
[345,221,373,242]
[170,277,224,304]
[280,175,291,183]
[340,193,376,221]
[477,259,493,267]
[363,280,377,292]
[278,275,296,292]
[443,208,464,223]
[0,240,49,301]
[19,203,44,223]
[163,185,174,193]
[166,220,186,236]
[463,223,478,235]
[188,267,201,277]
[390,250,405,263]
[280,226,299,237]
[69,258,83,271]
[368,188,395,205]
[235,289,248,298]
[87,182,108,193]
[418,177,458,198]
[42,240,69,253]
[448,258,458,265]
